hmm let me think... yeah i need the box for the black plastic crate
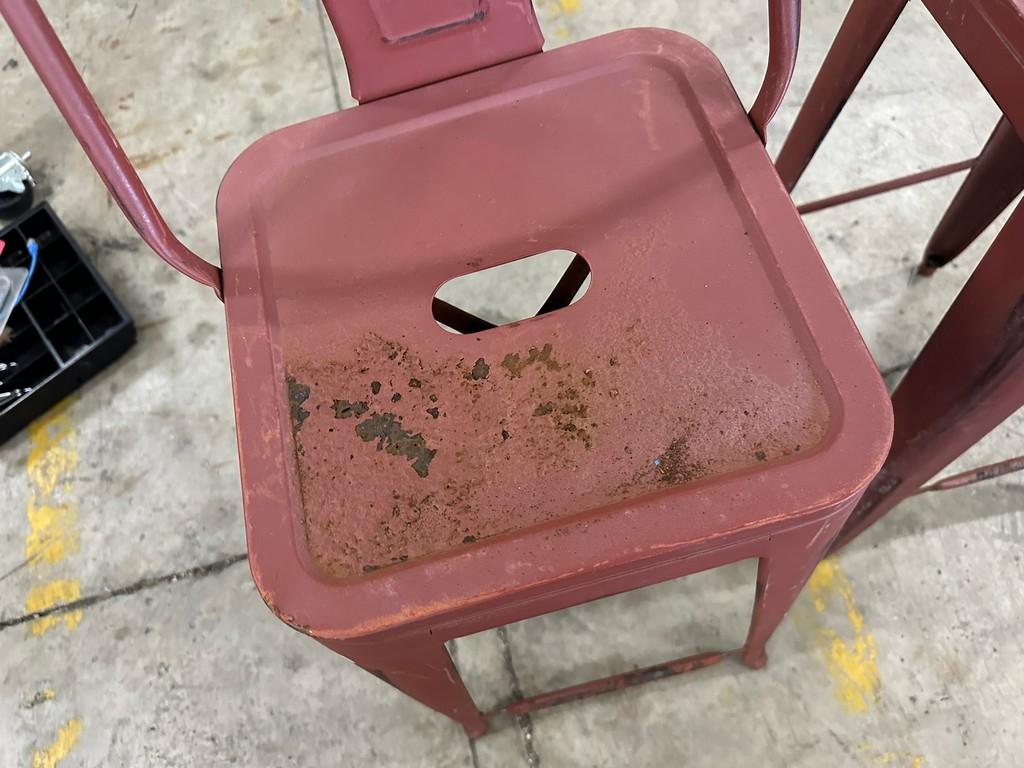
[0,203,135,443]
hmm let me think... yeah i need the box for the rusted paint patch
[655,437,705,484]
[285,376,311,432]
[355,412,437,478]
[533,388,593,448]
[284,323,829,579]
[332,399,368,419]
[465,358,490,380]
[501,343,561,377]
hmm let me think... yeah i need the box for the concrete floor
[1,0,1022,765]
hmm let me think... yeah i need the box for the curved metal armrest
[748,0,802,143]
[1,0,223,299]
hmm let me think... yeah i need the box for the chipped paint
[466,358,490,380]
[355,412,437,477]
[25,687,57,709]
[31,718,82,768]
[285,376,311,431]
[792,557,880,713]
[332,399,369,419]
[288,323,827,579]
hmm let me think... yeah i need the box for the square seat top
[218,28,892,638]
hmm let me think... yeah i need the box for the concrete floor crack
[0,553,248,632]
[496,626,542,768]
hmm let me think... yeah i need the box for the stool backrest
[320,0,545,102]
[0,0,800,296]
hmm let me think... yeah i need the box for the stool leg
[774,0,908,192]
[919,117,1024,275]
[833,198,1024,551]
[330,641,488,737]
[741,513,847,669]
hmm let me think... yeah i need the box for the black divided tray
[1,204,135,443]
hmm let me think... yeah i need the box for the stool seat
[218,28,891,640]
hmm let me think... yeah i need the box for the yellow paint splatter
[26,580,83,636]
[23,402,83,765]
[31,718,82,768]
[859,744,926,767]
[535,0,581,42]
[792,557,880,713]
[25,401,80,564]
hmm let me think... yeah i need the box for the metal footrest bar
[916,454,1024,493]
[490,649,733,718]
[795,158,975,215]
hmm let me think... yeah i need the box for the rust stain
[655,437,705,484]
[284,319,829,580]
[532,383,594,448]
[465,358,490,380]
[285,376,310,432]
[332,399,368,419]
[501,343,561,378]
[130,144,183,170]
[355,412,437,478]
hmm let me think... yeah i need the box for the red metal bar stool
[3,0,892,734]
[777,0,1024,241]
[775,0,1024,549]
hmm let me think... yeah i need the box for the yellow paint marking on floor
[859,744,926,767]
[26,580,83,636]
[25,401,80,564]
[31,718,82,768]
[534,0,580,40]
[791,556,880,713]
[22,403,84,764]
